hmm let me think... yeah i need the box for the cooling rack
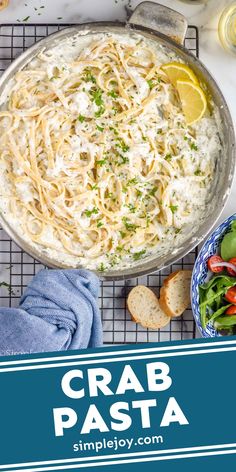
[0,23,199,344]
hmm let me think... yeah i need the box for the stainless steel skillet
[0,2,235,280]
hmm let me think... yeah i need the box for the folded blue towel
[0,269,103,356]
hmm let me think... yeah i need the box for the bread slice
[127,285,170,330]
[159,270,192,317]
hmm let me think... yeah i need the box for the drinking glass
[218,2,236,54]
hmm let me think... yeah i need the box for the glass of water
[218,2,236,54]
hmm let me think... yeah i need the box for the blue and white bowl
[191,213,236,337]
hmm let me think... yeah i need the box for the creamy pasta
[0,32,222,271]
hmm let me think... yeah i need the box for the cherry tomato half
[207,255,224,273]
[225,286,236,304]
[225,305,236,315]
[227,257,236,276]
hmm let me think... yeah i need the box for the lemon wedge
[176,80,207,125]
[161,62,198,86]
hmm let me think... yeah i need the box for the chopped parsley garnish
[106,192,114,199]
[84,207,99,217]
[119,230,127,238]
[147,78,160,89]
[122,217,138,232]
[170,205,178,214]
[116,245,124,252]
[96,124,104,132]
[127,204,136,213]
[121,144,130,152]
[78,114,85,123]
[164,154,172,162]
[0,281,15,295]
[98,263,106,272]
[109,126,119,136]
[22,15,30,22]
[108,90,118,99]
[190,142,198,151]
[83,68,96,84]
[116,138,130,153]
[184,136,198,151]
[91,184,98,190]
[90,88,103,106]
[95,106,105,118]
[127,177,139,186]
[175,228,181,234]
[194,169,202,176]
[133,250,146,261]
[89,88,105,117]
[149,186,158,196]
[118,155,129,166]
[136,189,142,198]
[147,79,155,90]
[97,221,103,228]
[97,158,107,166]
[108,253,122,267]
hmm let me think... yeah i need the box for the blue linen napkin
[0,269,103,356]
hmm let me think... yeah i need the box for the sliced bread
[159,270,192,317]
[127,285,170,330]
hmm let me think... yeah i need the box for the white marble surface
[0,0,235,226]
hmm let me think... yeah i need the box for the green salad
[199,220,236,334]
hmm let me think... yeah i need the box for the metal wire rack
[0,23,199,344]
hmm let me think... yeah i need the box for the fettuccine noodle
[0,32,221,271]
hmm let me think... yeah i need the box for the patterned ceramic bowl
[191,213,236,337]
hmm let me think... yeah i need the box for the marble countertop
[0,0,235,227]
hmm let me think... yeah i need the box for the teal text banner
[0,336,236,471]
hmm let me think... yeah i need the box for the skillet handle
[128,1,188,45]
